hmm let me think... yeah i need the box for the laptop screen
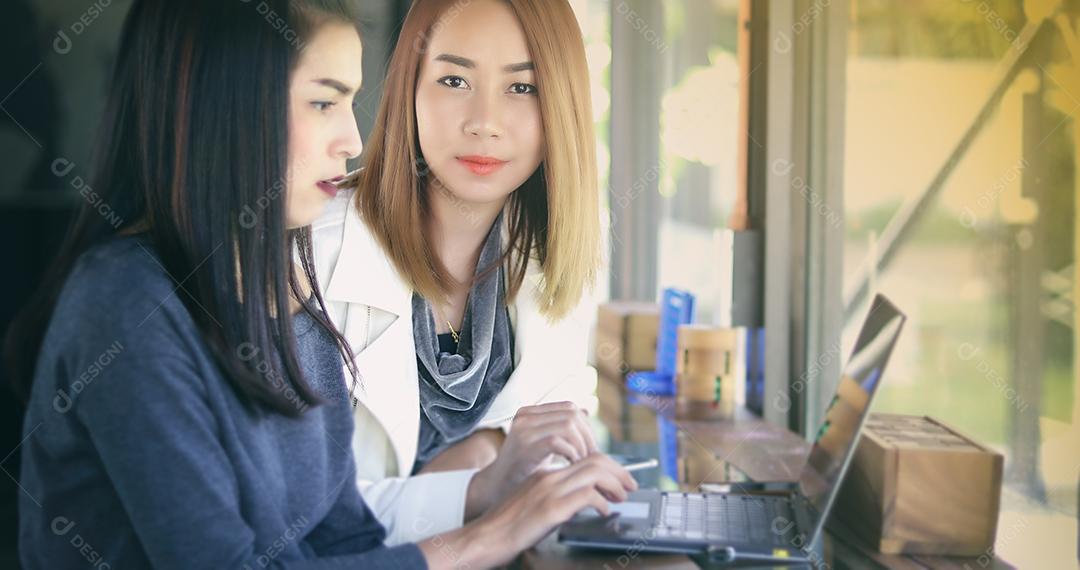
[796,295,907,528]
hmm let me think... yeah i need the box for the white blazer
[310,189,598,545]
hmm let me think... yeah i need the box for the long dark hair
[4,0,362,417]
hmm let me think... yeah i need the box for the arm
[417,429,507,522]
[529,285,601,414]
[475,278,601,433]
[418,454,639,570]
[362,401,603,538]
[357,469,481,545]
[418,428,505,473]
[386,284,601,530]
[75,354,424,569]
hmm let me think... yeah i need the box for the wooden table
[518,377,1015,569]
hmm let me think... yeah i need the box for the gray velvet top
[411,215,515,471]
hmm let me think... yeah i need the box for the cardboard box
[674,325,739,420]
[594,302,659,380]
[835,413,1003,556]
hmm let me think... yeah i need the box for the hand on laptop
[466,401,599,519]
[422,453,637,569]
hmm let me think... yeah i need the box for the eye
[312,101,336,112]
[438,75,470,90]
[509,82,537,95]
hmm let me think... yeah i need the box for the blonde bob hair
[348,0,599,320]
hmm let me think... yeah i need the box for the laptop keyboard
[650,493,795,545]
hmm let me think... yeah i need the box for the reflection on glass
[655,0,740,322]
[799,299,905,518]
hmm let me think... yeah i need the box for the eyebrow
[311,78,360,95]
[433,53,535,73]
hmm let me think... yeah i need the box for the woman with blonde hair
[311,0,611,544]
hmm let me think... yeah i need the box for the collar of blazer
[322,194,413,319]
[319,194,419,475]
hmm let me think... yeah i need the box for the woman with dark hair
[6,1,635,568]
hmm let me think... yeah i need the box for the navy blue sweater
[18,237,427,569]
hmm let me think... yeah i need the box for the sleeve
[476,277,601,434]
[356,469,481,546]
[304,461,429,569]
[482,367,599,435]
[74,354,427,570]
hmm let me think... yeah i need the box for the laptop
[559,294,907,564]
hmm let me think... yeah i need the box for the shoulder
[310,188,358,284]
[49,236,201,358]
[308,187,391,277]
[32,236,215,414]
[310,188,370,259]
[64,236,179,316]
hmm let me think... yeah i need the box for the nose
[463,90,504,139]
[333,115,363,160]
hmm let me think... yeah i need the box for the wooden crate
[594,302,659,380]
[835,413,1003,556]
[674,325,739,420]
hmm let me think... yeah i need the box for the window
[655,0,743,322]
[595,0,745,318]
[571,0,615,304]
[842,2,1078,565]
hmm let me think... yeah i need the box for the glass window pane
[574,0,614,304]
[843,2,1078,566]
[655,0,742,321]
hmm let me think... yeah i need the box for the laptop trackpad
[579,501,651,519]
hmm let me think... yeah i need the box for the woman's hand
[418,429,505,474]
[419,454,638,570]
[465,401,599,519]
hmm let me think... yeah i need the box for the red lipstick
[457,155,507,176]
